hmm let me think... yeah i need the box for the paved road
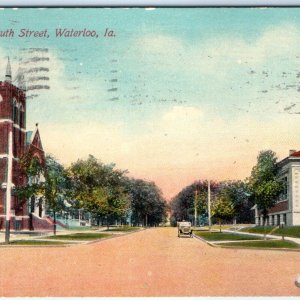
[0,227,299,296]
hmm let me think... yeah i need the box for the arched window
[12,98,18,124]
[19,104,25,128]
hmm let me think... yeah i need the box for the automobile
[177,221,192,238]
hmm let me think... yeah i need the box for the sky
[1,8,300,200]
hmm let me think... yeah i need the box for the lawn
[193,231,261,241]
[104,226,140,232]
[274,226,300,238]
[217,240,300,249]
[67,226,97,231]
[201,224,252,231]
[2,240,66,245]
[46,233,111,240]
[241,226,300,238]
[240,226,275,234]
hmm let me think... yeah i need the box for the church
[0,58,51,231]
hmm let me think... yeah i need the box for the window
[12,98,18,124]
[19,104,24,128]
[278,176,288,201]
[283,214,287,225]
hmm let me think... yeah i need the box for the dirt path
[0,227,299,296]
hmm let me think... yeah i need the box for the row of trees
[16,154,167,233]
[170,150,284,231]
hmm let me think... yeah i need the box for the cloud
[162,106,203,122]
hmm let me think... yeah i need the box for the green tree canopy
[218,180,253,223]
[170,180,219,225]
[248,150,283,221]
[212,195,235,232]
[126,178,167,226]
[68,155,130,225]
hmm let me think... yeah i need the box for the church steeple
[5,57,12,83]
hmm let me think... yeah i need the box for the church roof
[31,127,44,151]
[290,150,300,157]
[26,125,44,151]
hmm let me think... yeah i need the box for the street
[0,227,299,296]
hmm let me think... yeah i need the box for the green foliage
[44,155,69,212]
[14,153,45,209]
[218,180,253,223]
[170,180,218,224]
[248,150,283,218]
[125,178,167,226]
[211,196,235,229]
[68,155,130,222]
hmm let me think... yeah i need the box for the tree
[170,180,219,226]
[247,150,283,238]
[219,180,253,224]
[212,196,235,232]
[68,155,130,227]
[126,178,167,227]
[15,152,45,230]
[44,155,69,235]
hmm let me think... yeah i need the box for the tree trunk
[219,218,222,233]
[263,214,267,241]
[53,210,57,236]
[29,213,34,231]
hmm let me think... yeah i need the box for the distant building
[253,150,300,226]
[0,58,50,230]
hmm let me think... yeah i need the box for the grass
[200,224,237,230]
[240,226,274,234]
[104,226,140,232]
[241,226,300,238]
[274,226,300,238]
[1,240,66,245]
[193,231,261,241]
[67,226,96,231]
[46,233,111,240]
[217,240,300,249]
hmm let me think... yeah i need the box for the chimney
[289,149,296,156]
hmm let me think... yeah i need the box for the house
[253,150,300,226]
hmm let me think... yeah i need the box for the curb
[0,228,146,248]
[192,233,216,247]
[86,227,146,245]
[192,233,300,252]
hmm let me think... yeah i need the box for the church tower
[0,57,28,230]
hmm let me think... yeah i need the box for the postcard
[0,7,299,297]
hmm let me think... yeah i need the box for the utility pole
[208,180,211,232]
[194,189,198,228]
[5,129,13,244]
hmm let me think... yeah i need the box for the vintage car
[177,221,193,238]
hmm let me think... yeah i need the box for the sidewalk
[223,229,300,245]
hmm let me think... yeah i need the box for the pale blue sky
[1,8,300,198]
